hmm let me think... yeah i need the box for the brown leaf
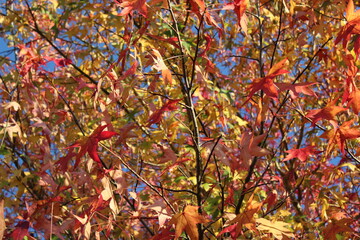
[323,218,354,240]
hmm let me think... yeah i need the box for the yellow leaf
[256,218,294,239]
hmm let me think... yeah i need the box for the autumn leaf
[222,200,262,238]
[147,199,172,227]
[10,221,30,240]
[151,49,173,85]
[149,226,175,240]
[305,100,347,126]
[224,0,248,33]
[335,0,360,52]
[56,149,77,172]
[68,125,118,167]
[244,59,289,104]
[0,199,5,240]
[44,56,72,67]
[169,205,209,240]
[148,99,181,126]
[256,218,294,239]
[275,82,317,99]
[234,132,271,169]
[324,120,360,154]
[323,218,354,240]
[283,146,321,162]
[348,86,360,114]
[116,0,148,18]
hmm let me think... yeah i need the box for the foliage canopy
[0,0,359,239]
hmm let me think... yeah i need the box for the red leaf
[55,149,77,172]
[244,59,289,104]
[116,0,148,18]
[283,146,321,162]
[147,99,181,126]
[68,125,118,166]
[305,100,347,126]
[10,221,29,240]
[149,226,175,240]
[98,131,119,141]
[225,0,248,31]
[335,0,360,54]
[275,82,317,99]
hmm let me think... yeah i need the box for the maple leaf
[116,0,148,17]
[149,226,175,240]
[325,120,360,154]
[148,99,181,126]
[283,146,321,162]
[68,125,118,167]
[305,100,347,126]
[224,0,248,33]
[348,86,360,114]
[244,59,289,104]
[256,218,294,239]
[169,205,209,240]
[151,49,173,85]
[335,0,360,52]
[44,56,72,67]
[223,200,262,238]
[234,132,271,169]
[275,82,317,99]
[148,199,172,227]
[10,221,30,240]
[323,218,354,240]
[56,149,77,172]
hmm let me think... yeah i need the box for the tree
[0,0,359,239]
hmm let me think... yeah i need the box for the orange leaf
[244,59,289,104]
[305,100,347,126]
[348,87,360,114]
[324,120,360,154]
[169,205,209,240]
[226,200,262,237]
[267,59,289,77]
